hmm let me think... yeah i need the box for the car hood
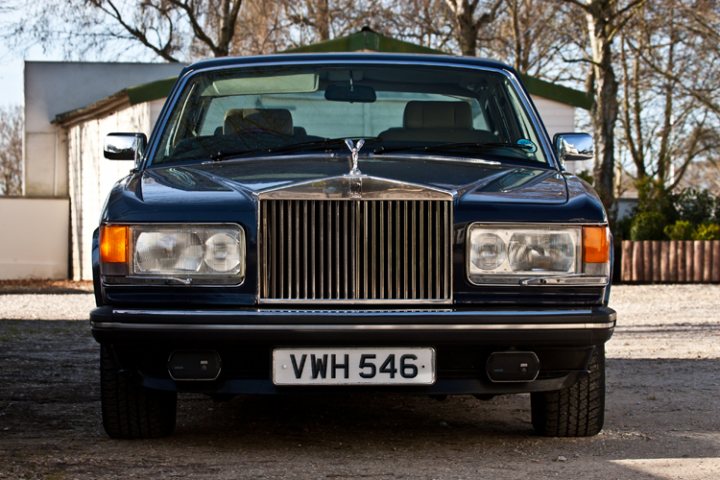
[138,156,568,205]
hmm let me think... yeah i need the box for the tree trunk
[314,0,330,41]
[449,0,479,56]
[587,3,619,216]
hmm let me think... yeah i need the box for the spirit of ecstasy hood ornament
[344,138,365,176]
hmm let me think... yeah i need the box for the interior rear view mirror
[324,84,376,103]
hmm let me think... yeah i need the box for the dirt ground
[0,284,718,479]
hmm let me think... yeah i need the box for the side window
[471,100,489,130]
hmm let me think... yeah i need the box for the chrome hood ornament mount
[344,138,365,176]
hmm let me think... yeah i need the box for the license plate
[272,348,435,385]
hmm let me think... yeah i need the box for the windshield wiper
[208,138,361,162]
[263,138,361,156]
[373,142,537,155]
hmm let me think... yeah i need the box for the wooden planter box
[621,240,720,283]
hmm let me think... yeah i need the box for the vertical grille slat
[310,202,316,299]
[419,201,425,299]
[261,199,451,303]
[379,201,385,299]
[318,202,325,298]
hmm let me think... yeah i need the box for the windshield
[152,64,548,165]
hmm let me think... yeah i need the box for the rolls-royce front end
[91,53,615,439]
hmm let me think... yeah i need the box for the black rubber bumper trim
[90,306,615,345]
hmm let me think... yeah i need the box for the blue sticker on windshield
[516,139,537,153]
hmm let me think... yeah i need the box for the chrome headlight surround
[466,223,610,286]
[100,223,246,286]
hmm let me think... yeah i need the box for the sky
[0,48,44,108]
[0,5,154,109]
[0,5,57,108]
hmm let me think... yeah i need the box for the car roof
[182,52,517,76]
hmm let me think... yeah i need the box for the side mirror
[104,133,147,161]
[553,133,594,163]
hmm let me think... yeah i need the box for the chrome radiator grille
[259,199,452,303]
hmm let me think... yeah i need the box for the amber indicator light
[583,226,609,263]
[100,225,129,263]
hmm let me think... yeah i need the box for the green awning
[284,29,442,56]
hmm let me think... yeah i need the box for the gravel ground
[0,285,719,479]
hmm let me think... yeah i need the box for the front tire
[531,345,605,437]
[100,344,177,439]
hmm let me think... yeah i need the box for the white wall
[531,96,593,174]
[67,100,165,280]
[0,198,69,279]
[531,96,576,138]
[23,61,184,198]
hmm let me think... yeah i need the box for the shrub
[693,223,720,241]
[612,215,634,242]
[674,188,718,225]
[664,220,695,240]
[635,178,677,222]
[576,170,594,186]
[630,211,668,241]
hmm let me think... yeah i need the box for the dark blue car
[92,53,614,439]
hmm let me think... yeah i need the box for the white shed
[56,88,170,280]
[0,62,183,280]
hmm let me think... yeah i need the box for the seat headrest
[224,108,293,136]
[403,101,472,129]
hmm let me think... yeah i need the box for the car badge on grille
[344,138,365,176]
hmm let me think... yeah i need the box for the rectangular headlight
[100,224,245,285]
[466,224,609,286]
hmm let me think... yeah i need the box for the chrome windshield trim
[93,321,615,331]
[369,152,502,166]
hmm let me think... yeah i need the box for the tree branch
[92,0,180,62]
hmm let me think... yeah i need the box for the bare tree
[484,0,576,79]
[382,0,455,51]
[0,106,23,196]
[618,0,720,191]
[445,0,504,56]
[280,0,396,49]
[227,0,289,55]
[4,0,244,62]
[284,0,332,42]
[559,0,646,215]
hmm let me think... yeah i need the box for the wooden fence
[621,240,720,283]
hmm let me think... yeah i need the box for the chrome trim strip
[93,321,615,331]
[521,276,609,286]
[258,174,454,201]
[259,298,454,305]
[369,153,502,166]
